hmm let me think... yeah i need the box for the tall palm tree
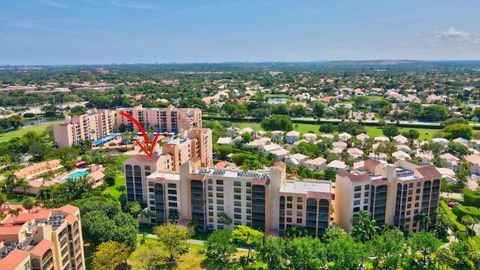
[351,211,379,242]
[418,213,432,231]
[8,209,20,222]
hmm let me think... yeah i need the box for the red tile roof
[0,249,29,270]
[29,239,53,257]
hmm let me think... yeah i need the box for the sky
[1,0,479,65]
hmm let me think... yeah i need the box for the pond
[267,97,289,104]
[23,118,62,126]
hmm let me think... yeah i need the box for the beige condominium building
[53,105,202,148]
[0,205,85,270]
[126,158,334,237]
[335,159,441,232]
[124,128,212,202]
[53,109,115,147]
[114,105,202,134]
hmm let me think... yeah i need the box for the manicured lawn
[236,122,321,135]
[4,193,36,205]
[102,155,131,200]
[128,242,208,270]
[237,122,440,140]
[0,120,63,143]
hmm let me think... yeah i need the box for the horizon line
[2,59,480,67]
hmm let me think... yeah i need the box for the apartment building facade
[53,106,202,148]
[114,105,202,134]
[125,128,212,202]
[0,205,85,270]
[126,158,333,237]
[334,159,441,232]
[53,109,115,147]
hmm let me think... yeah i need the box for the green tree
[351,211,379,242]
[382,125,399,138]
[460,215,477,230]
[261,115,293,131]
[327,234,366,270]
[286,237,327,270]
[256,236,288,270]
[443,124,474,140]
[446,142,471,158]
[124,201,142,218]
[22,197,35,213]
[168,208,180,224]
[313,102,326,118]
[154,224,191,262]
[231,225,263,261]
[92,241,130,270]
[367,229,407,270]
[205,229,236,263]
[408,231,441,265]
[434,207,451,240]
[404,129,420,141]
[321,225,347,243]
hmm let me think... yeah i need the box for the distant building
[53,109,115,147]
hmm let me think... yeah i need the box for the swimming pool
[58,170,90,183]
[69,170,89,180]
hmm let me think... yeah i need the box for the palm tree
[351,211,379,242]
[16,178,30,196]
[8,209,20,222]
[168,209,179,224]
[418,213,432,231]
[22,197,36,213]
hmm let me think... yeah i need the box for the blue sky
[1,0,479,65]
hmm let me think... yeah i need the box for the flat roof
[280,180,331,194]
[147,172,180,181]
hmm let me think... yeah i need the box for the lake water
[267,97,289,104]
[24,118,62,126]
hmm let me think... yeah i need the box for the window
[234,188,242,193]
[234,208,241,213]
[296,218,302,224]
[168,183,176,188]
[216,186,224,192]
[354,193,361,198]
[217,199,224,205]
[297,205,303,210]
[364,191,369,197]
[354,200,360,206]
[363,205,368,211]
[208,179,212,184]
[145,166,151,170]
[216,180,223,185]
[168,190,177,195]
[217,193,224,198]
[234,181,241,187]
[287,197,293,202]
[354,186,362,192]
[409,183,413,188]
[286,217,292,223]
[234,194,241,200]
[353,207,360,212]
[364,185,370,190]
[287,203,292,209]
[297,197,303,203]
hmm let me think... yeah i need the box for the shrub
[464,189,480,207]
[439,201,466,232]
[453,206,480,219]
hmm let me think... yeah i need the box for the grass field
[236,122,440,140]
[0,120,63,143]
[103,154,131,200]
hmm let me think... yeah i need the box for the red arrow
[119,111,160,158]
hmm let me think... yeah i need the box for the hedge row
[464,189,480,208]
[439,201,467,232]
[453,206,480,219]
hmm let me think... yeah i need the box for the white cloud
[433,27,480,44]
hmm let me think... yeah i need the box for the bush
[464,189,480,207]
[439,201,466,232]
[453,206,480,219]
